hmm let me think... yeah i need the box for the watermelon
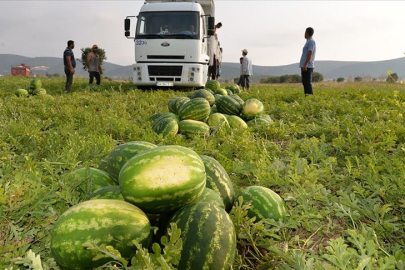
[215,88,228,96]
[51,199,152,269]
[67,167,116,194]
[98,141,157,182]
[207,113,230,133]
[30,78,42,89]
[119,145,206,213]
[200,155,235,212]
[168,97,179,113]
[15,89,28,97]
[214,94,222,103]
[226,89,233,95]
[241,98,264,121]
[229,94,244,105]
[206,89,215,95]
[179,120,210,137]
[205,80,221,91]
[174,97,190,114]
[239,186,286,222]
[229,85,240,94]
[210,105,218,114]
[88,186,124,200]
[190,89,215,106]
[178,98,210,121]
[216,96,242,116]
[154,112,178,124]
[227,115,248,130]
[32,88,47,96]
[168,202,236,270]
[197,188,225,209]
[149,113,163,122]
[247,116,272,127]
[153,117,179,137]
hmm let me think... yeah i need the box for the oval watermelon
[98,141,157,182]
[149,113,163,122]
[168,97,179,113]
[207,113,230,133]
[197,188,225,209]
[174,97,191,114]
[215,88,228,96]
[190,89,215,106]
[15,89,29,97]
[239,186,286,222]
[67,167,116,194]
[216,96,242,116]
[119,145,206,213]
[30,78,42,89]
[200,155,235,212]
[247,116,272,127]
[178,98,210,121]
[168,202,236,270]
[51,199,152,269]
[179,120,210,137]
[205,80,221,91]
[153,117,179,137]
[241,98,264,121]
[229,94,244,105]
[227,115,248,131]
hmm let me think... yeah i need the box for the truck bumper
[132,63,208,88]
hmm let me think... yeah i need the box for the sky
[0,1,404,67]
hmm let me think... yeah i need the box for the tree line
[260,72,324,84]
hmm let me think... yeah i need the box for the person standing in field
[299,27,316,95]
[237,57,244,86]
[241,49,253,90]
[63,40,76,93]
[87,44,103,87]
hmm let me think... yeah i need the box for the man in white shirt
[241,49,253,90]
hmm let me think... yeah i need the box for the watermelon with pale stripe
[215,88,228,96]
[207,113,230,133]
[200,155,235,212]
[178,98,210,121]
[149,113,163,122]
[229,94,244,105]
[239,186,286,221]
[227,115,248,131]
[168,202,236,270]
[88,186,124,200]
[153,116,179,137]
[119,145,206,213]
[205,80,221,91]
[179,120,210,137]
[197,188,225,209]
[216,96,242,116]
[241,98,264,121]
[226,89,233,95]
[229,85,241,94]
[174,97,190,114]
[98,141,157,182]
[190,89,215,106]
[67,167,116,193]
[168,97,179,113]
[247,115,272,127]
[51,199,152,269]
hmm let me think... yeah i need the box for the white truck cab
[125,0,221,88]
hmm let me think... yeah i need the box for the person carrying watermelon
[87,44,103,87]
[63,40,76,93]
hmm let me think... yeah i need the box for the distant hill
[1,54,404,82]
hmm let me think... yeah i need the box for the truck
[124,0,222,89]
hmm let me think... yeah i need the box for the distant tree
[337,77,345,82]
[386,72,398,83]
[354,77,362,82]
[312,72,324,82]
[79,47,107,71]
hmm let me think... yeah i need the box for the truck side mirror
[208,16,215,36]
[125,18,131,37]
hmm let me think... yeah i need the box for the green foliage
[337,77,345,82]
[354,76,363,82]
[1,76,405,269]
[261,72,324,83]
[79,47,107,71]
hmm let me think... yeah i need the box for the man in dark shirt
[63,40,76,93]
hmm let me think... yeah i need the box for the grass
[0,76,404,269]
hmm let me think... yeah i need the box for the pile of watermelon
[151,80,272,138]
[50,141,286,269]
[15,78,47,97]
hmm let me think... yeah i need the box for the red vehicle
[11,63,31,76]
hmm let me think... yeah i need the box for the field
[1,76,405,269]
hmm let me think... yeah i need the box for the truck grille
[148,66,183,76]
[147,55,185,60]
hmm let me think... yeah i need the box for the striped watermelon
[153,117,179,137]
[119,145,206,213]
[226,89,233,95]
[205,80,221,91]
[190,89,215,106]
[178,98,210,121]
[67,167,116,193]
[154,112,178,123]
[149,113,163,122]
[168,202,236,270]
[200,155,235,212]
[239,186,286,222]
[247,116,272,127]
[227,115,248,130]
[215,88,228,96]
[229,94,244,105]
[174,97,191,114]
[15,89,29,97]
[197,188,225,209]
[210,105,218,114]
[179,120,210,137]
[88,186,124,200]
[216,96,242,116]
[229,85,240,94]
[207,113,230,133]
[241,98,264,121]
[98,141,157,182]
[168,97,179,113]
[51,199,152,269]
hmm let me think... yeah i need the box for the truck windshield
[136,11,199,39]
